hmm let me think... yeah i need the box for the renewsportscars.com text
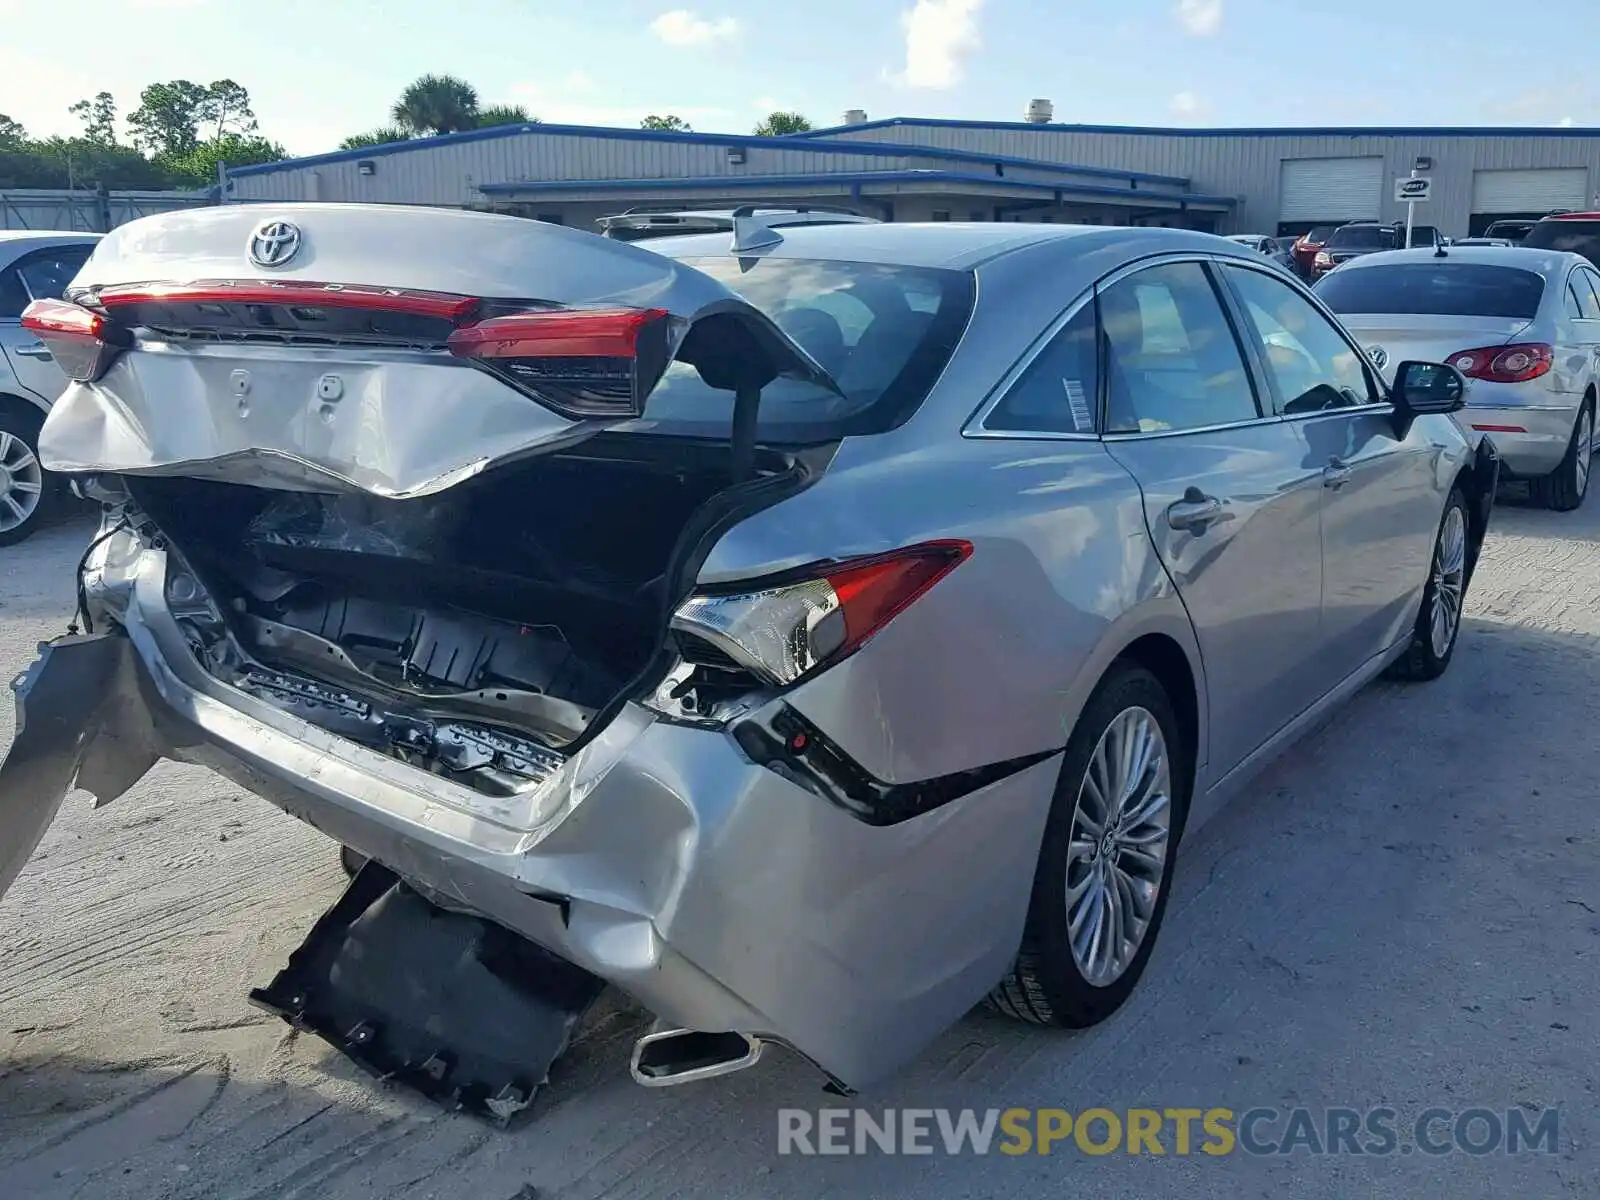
[777,1106,1560,1157]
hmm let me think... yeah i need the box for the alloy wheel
[1429,505,1467,659]
[0,430,44,535]
[1064,706,1173,987]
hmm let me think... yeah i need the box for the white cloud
[893,0,984,89]
[1169,91,1210,120]
[1175,0,1223,36]
[650,10,739,46]
[1560,116,1575,127]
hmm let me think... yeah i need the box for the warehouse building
[223,104,1600,239]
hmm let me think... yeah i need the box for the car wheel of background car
[1386,488,1470,683]
[988,662,1189,1028]
[0,402,55,547]
[1529,402,1592,513]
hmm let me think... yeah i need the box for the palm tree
[339,125,411,150]
[392,74,480,136]
[476,104,535,130]
[754,111,812,136]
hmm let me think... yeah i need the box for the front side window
[14,246,93,304]
[1099,261,1260,434]
[1224,264,1377,414]
[986,302,1098,434]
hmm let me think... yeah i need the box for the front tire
[989,663,1189,1028]
[0,405,53,547]
[1387,488,1469,683]
[1529,402,1591,512]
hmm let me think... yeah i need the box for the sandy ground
[1,490,1596,1200]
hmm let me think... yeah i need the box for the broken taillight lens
[669,541,973,686]
[446,307,674,420]
[19,298,131,382]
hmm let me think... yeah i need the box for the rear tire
[0,403,55,547]
[1387,488,1470,683]
[1529,402,1591,512]
[988,663,1189,1028]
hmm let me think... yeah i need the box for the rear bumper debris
[0,538,1061,1111]
[249,860,604,1126]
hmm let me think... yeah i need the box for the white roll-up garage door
[1471,168,1589,214]
[1279,157,1385,223]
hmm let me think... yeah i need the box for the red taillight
[824,542,974,657]
[670,541,973,686]
[20,298,130,382]
[1448,342,1553,383]
[96,280,481,322]
[445,307,669,359]
[446,308,673,420]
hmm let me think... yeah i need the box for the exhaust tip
[629,1027,763,1087]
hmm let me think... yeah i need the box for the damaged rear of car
[0,203,1004,1119]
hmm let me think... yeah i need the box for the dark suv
[1522,212,1600,266]
[1310,222,1444,278]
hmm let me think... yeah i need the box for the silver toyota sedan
[0,206,1498,1120]
[1317,245,1600,510]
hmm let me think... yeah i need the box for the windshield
[1325,225,1395,250]
[1315,263,1545,319]
[1522,219,1600,266]
[628,255,976,441]
[1304,226,1336,244]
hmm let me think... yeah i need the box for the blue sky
[1,0,1596,157]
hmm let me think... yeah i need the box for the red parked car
[1522,211,1600,266]
[1287,225,1337,278]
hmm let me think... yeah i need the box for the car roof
[0,230,101,269]
[641,220,1238,271]
[1324,245,1585,276]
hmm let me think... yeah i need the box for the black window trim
[0,242,97,321]
[1214,257,1390,422]
[967,251,1379,443]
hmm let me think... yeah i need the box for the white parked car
[1225,233,1296,272]
[1316,245,1600,510]
[0,231,101,542]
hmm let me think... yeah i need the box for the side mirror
[1392,359,1467,419]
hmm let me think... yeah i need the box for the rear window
[1522,219,1600,266]
[1325,225,1394,250]
[629,255,975,441]
[1315,263,1546,319]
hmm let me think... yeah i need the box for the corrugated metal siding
[812,126,1600,234]
[229,124,1600,238]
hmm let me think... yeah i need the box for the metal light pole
[1404,168,1418,250]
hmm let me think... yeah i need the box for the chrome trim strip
[1101,415,1282,442]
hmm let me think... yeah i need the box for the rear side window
[0,244,94,318]
[1523,219,1600,266]
[1099,262,1259,434]
[986,302,1098,434]
[1315,263,1546,320]
[1574,269,1600,319]
[633,255,975,441]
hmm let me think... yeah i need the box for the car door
[0,243,96,406]
[1095,258,1326,777]
[1218,260,1442,677]
[1571,268,1600,401]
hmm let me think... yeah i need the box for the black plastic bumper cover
[250,861,604,1126]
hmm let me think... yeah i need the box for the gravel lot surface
[1,492,1595,1199]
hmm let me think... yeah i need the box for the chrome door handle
[12,342,53,360]
[1323,458,1353,489]
[1167,491,1224,532]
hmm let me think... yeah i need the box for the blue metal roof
[478,169,1236,207]
[803,116,1600,139]
[223,120,1191,188]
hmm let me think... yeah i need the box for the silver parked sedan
[1317,245,1600,510]
[0,206,1497,1119]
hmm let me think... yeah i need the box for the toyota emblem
[1367,345,1389,370]
[249,220,302,268]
